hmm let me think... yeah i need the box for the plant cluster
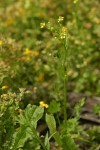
[0,0,100,149]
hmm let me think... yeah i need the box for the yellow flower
[39,101,48,108]
[23,48,31,55]
[73,0,79,4]
[1,86,8,90]
[40,22,45,28]
[0,40,3,46]
[60,26,67,39]
[44,104,49,108]
[60,32,66,39]
[62,27,66,32]
[58,16,64,23]
[40,101,45,106]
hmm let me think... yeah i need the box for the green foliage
[12,125,30,149]
[0,90,24,149]
[44,132,50,150]
[62,135,78,150]
[19,104,44,128]
[0,0,100,149]
[87,126,100,150]
[12,105,44,149]
[48,100,61,114]
[74,98,85,118]
[46,113,79,150]
[46,113,62,146]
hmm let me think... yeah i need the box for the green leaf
[44,132,50,150]
[46,113,56,133]
[48,100,61,114]
[19,104,44,129]
[46,113,62,146]
[12,126,30,149]
[13,105,44,149]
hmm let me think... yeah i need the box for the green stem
[62,38,69,124]
[63,75,67,123]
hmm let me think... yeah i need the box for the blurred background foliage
[0,0,100,105]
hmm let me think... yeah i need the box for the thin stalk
[63,75,67,123]
[62,37,69,123]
